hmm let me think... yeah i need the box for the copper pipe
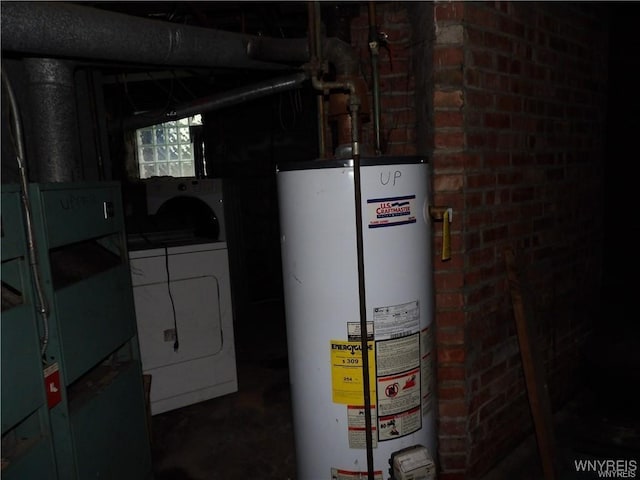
[368,1,382,154]
[308,1,327,158]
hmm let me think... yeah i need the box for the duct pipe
[245,37,310,65]
[1,1,292,70]
[25,58,81,182]
[117,72,309,132]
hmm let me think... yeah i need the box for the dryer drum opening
[155,196,220,240]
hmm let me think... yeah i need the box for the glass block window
[136,114,202,179]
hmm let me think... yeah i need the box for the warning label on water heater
[331,468,383,480]
[367,195,416,228]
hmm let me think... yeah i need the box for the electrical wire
[138,231,180,352]
[1,64,51,360]
[164,245,180,351]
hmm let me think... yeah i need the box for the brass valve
[429,206,452,261]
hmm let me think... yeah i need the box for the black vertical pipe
[351,100,374,478]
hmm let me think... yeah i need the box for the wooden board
[504,247,557,480]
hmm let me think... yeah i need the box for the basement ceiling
[83,1,312,38]
[75,1,366,112]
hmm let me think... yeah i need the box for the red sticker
[44,363,62,408]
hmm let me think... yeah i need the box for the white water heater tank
[277,157,437,479]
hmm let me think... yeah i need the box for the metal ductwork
[119,72,309,132]
[1,1,316,182]
[1,2,293,71]
[1,1,369,179]
[25,58,81,183]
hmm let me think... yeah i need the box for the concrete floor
[150,300,295,480]
[479,390,640,480]
[149,300,640,480]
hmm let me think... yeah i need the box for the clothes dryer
[145,177,226,242]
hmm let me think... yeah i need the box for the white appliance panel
[145,178,226,242]
[129,242,237,415]
[133,276,223,370]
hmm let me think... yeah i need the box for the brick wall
[352,2,607,479]
[462,3,606,477]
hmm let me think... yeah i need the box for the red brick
[469,49,494,68]
[433,251,464,269]
[434,2,464,22]
[441,419,467,436]
[469,246,496,268]
[438,366,465,382]
[432,152,481,170]
[434,111,464,128]
[434,173,464,192]
[434,131,465,149]
[485,153,510,168]
[468,387,491,414]
[464,3,498,29]
[465,90,494,109]
[434,46,464,67]
[437,328,465,349]
[435,310,465,328]
[439,400,467,417]
[484,31,513,53]
[434,272,464,291]
[467,131,497,149]
[431,192,465,211]
[479,393,506,421]
[496,94,523,112]
[480,361,507,387]
[439,436,468,453]
[435,292,464,309]
[434,67,464,86]
[498,16,526,38]
[466,173,496,189]
[438,347,466,364]
[482,225,509,243]
[434,90,464,108]
[484,112,511,129]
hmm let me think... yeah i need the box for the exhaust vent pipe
[1,1,291,70]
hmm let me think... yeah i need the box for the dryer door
[154,196,220,241]
[134,274,223,370]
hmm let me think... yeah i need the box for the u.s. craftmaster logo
[368,195,416,228]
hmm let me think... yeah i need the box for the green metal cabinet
[2,181,153,480]
[1,184,57,479]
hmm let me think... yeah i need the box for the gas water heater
[277,156,437,479]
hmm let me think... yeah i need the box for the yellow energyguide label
[330,340,376,404]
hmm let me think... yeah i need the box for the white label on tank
[330,468,384,480]
[347,321,374,341]
[373,301,420,341]
[378,405,422,441]
[421,326,435,415]
[367,195,416,228]
[375,334,420,376]
[374,331,422,440]
[347,404,378,449]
